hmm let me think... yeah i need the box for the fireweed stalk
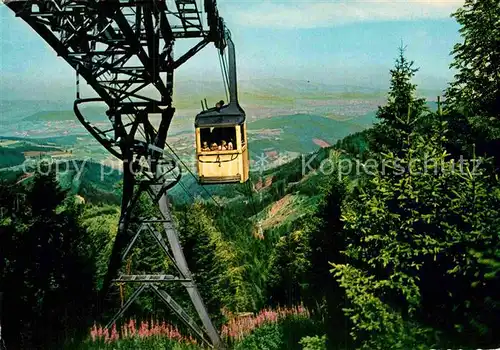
[221,305,309,341]
[90,319,197,345]
[89,305,309,344]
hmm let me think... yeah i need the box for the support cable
[121,97,217,207]
[124,111,220,208]
[220,52,230,99]
[222,51,230,88]
[178,178,196,203]
[246,178,258,217]
[164,142,221,207]
[218,52,229,102]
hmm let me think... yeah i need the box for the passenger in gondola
[220,140,228,150]
[210,142,218,151]
[201,141,210,152]
[215,100,225,110]
[227,140,234,150]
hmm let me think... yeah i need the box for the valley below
[0,80,387,180]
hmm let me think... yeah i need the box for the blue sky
[0,0,463,100]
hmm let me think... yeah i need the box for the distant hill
[0,79,444,116]
[23,110,78,122]
[0,159,122,205]
[240,79,386,96]
[0,99,72,122]
[23,105,108,122]
[248,113,375,155]
[0,135,82,147]
[173,79,387,109]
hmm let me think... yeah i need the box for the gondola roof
[195,104,245,127]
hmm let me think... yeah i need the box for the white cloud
[231,0,464,28]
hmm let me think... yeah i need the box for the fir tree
[446,0,500,119]
[1,169,96,348]
[445,0,500,172]
[268,229,311,307]
[371,45,427,154]
[332,106,500,348]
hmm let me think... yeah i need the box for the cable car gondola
[195,30,249,184]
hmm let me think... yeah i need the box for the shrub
[299,335,327,350]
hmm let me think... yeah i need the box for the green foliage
[73,161,122,205]
[0,147,25,168]
[302,177,351,348]
[177,202,236,321]
[268,229,311,306]
[73,337,200,350]
[234,322,284,350]
[446,0,500,119]
[0,168,97,348]
[80,204,120,289]
[299,335,327,350]
[370,46,427,154]
[233,316,322,350]
[326,23,500,347]
[0,168,25,182]
[331,264,432,349]
[379,45,427,124]
[443,0,500,173]
[334,130,371,160]
[333,105,500,347]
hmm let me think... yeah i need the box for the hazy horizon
[0,0,464,101]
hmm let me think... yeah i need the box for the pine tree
[268,229,311,307]
[305,179,350,348]
[371,45,427,154]
[444,0,500,172]
[332,107,500,348]
[446,0,500,119]
[1,168,97,348]
[177,201,243,324]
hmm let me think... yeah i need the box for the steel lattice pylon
[4,0,229,347]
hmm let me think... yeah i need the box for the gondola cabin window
[195,123,249,184]
[199,126,237,152]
